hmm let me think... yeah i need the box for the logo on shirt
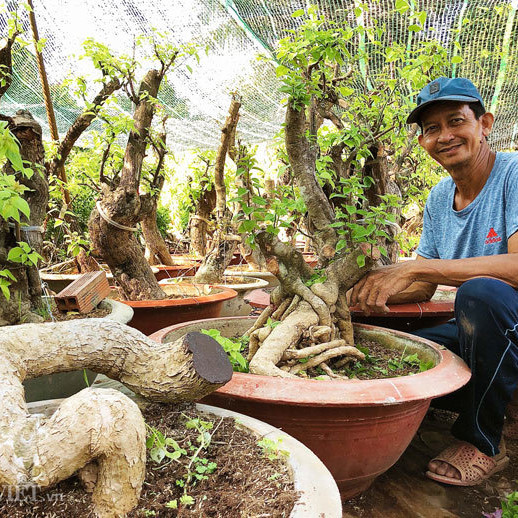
[485,227,502,245]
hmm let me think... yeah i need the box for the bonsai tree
[0,318,232,517]
[233,6,453,377]
[87,36,199,300]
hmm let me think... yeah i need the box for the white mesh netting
[1,0,518,150]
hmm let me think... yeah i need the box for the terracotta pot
[245,288,456,331]
[160,276,268,317]
[115,283,237,336]
[23,298,133,403]
[40,266,159,293]
[150,316,470,500]
[154,264,198,281]
[27,397,342,518]
[169,254,203,266]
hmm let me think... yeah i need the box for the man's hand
[350,262,417,315]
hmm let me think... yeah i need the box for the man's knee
[456,278,512,313]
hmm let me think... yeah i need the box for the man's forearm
[408,254,518,289]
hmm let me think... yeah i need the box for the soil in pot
[0,402,299,518]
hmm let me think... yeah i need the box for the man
[351,77,518,486]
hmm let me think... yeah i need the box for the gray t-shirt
[417,152,518,260]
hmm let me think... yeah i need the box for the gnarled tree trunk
[89,69,167,300]
[194,96,241,283]
[0,111,47,326]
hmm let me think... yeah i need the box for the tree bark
[285,102,338,262]
[142,200,173,266]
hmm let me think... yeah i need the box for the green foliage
[265,5,457,257]
[501,490,518,518]
[0,122,43,299]
[201,329,249,372]
[257,437,290,461]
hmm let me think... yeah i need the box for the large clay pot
[27,397,342,518]
[224,267,279,288]
[154,264,198,281]
[245,287,456,331]
[150,316,470,500]
[115,283,237,336]
[160,275,269,317]
[40,266,159,293]
[23,298,133,402]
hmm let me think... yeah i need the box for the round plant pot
[150,316,470,500]
[169,254,203,266]
[26,398,342,518]
[40,266,159,293]
[23,298,133,403]
[224,267,279,288]
[245,289,455,331]
[160,276,269,317]
[115,283,237,336]
[154,264,198,282]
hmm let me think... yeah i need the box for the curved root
[282,339,347,360]
[289,346,365,375]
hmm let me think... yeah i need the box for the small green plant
[257,437,290,461]
[502,490,518,517]
[146,425,187,464]
[201,329,249,372]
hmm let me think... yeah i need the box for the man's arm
[350,232,518,314]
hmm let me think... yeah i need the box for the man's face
[417,101,492,169]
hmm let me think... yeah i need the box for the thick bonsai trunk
[246,233,377,378]
[194,97,241,283]
[0,111,48,325]
[89,189,165,300]
[189,187,216,257]
[285,103,338,262]
[89,70,166,300]
[0,319,232,517]
[364,143,402,263]
[142,201,174,266]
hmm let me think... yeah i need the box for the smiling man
[351,77,518,486]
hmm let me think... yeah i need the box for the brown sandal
[426,441,509,486]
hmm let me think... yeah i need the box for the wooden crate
[54,271,111,313]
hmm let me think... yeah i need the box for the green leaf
[451,55,463,64]
[238,220,256,233]
[291,9,305,17]
[408,24,422,32]
[356,254,366,268]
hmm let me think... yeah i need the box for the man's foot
[426,441,509,486]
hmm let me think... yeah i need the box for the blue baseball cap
[407,77,485,124]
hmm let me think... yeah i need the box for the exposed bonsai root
[248,326,272,361]
[246,234,378,378]
[309,325,333,342]
[249,301,319,378]
[271,297,292,320]
[244,305,273,337]
[282,339,348,360]
[281,294,300,321]
[289,345,365,375]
